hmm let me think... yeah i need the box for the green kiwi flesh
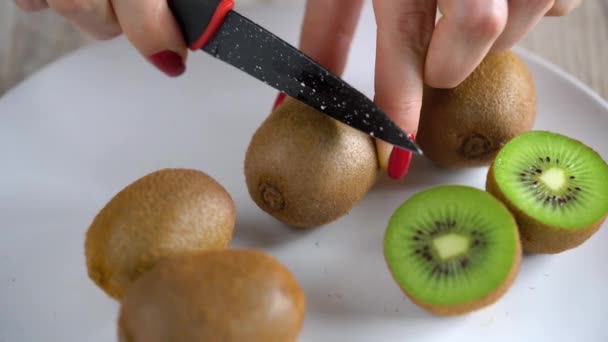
[384,185,521,316]
[486,130,608,253]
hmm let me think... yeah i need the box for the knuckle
[14,0,45,11]
[427,73,464,89]
[548,7,568,16]
[14,1,34,11]
[518,0,556,13]
[465,3,507,38]
[394,5,436,57]
[537,0,557,11]
[92,27,122,41]
[49,0,90,15]
[548,0,581,16]
[376,95,423,125]
[373,0,437,58]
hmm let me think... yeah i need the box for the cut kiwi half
[384,185,521,316]
[486,130,608,254]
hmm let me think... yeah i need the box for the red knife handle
[168,0,234,50]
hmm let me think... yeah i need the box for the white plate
[1,3,607,342]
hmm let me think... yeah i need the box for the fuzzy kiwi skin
[417,50,536,168]
[244,97,379,228]
[486,163,606,254]
[85,168,236,300]
[385,218,522,316]
[117,249,306,342]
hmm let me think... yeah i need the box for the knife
[167,0,422,155]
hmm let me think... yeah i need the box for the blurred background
[0,0,606,99]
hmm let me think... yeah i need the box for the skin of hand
[296,0,583,179]
[15,0,583,177]
[15,0,189,77]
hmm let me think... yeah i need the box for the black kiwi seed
[408,219,489,280]
[517,159,584,209]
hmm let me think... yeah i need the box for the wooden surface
[0,1,607,100]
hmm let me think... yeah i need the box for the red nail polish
[388,134,415,180]
[147,50,185,77]
[272,92,286,111]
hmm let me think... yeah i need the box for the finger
[492,0,555,52]
[47,0,121,40]
[425,0,508,89]
[14,0,48,11]
[111,0,188,77]
[372,0,437,177]
[299,0,364,76]
[271,0,363,111]
[546,0,583,16]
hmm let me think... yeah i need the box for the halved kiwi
[486,130,608,254]
[384,185,521,316]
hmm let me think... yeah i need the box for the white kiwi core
[539,167,566,191]
[433,233,470,260]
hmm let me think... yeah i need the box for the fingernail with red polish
[147,50,185,77]
[388,134,415,180]
[272,92,287,111]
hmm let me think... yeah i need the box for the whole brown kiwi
[84,168,235,300]
[118,249,306,342]
[244,97,378,228]
[416,50,536,168]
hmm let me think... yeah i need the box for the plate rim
[512,45,608,111]
[0,38,606,114]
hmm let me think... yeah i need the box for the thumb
[372,0,437,179]
[111,0,188,77]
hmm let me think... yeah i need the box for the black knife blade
[168,0,422,155]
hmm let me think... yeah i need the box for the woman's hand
[15,0,189,77]
[15,0,582,178]
[297,0,582,179]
